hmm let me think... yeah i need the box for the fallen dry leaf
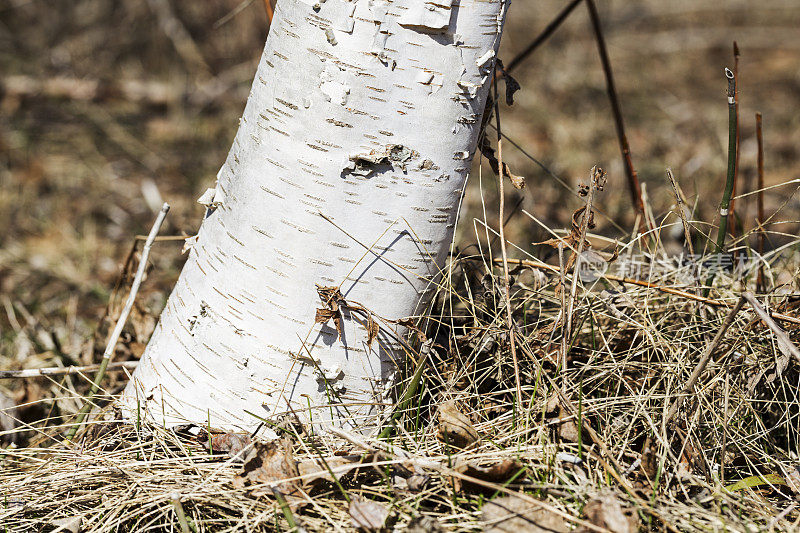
[482,496,569,533]
[453,458,526,493]
[198,431,252,460]
[577,491,639,533]
[478,135,525,189]
[543,395,582,444]
[438,400,478,448]
[297,455,361,486]
[350,494,389,531]
[233,438,303,505]
[316,285,345,337]
[556,405,581,443]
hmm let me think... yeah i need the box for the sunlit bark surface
[122,0,509,431]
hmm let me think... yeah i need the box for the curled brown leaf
[350,494,389,531]
[233,438,304,507]
[437,400,478,449]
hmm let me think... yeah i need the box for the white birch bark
[121,0,510,432]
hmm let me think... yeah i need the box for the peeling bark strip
[121,0,510,431]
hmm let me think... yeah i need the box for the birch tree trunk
[121,0,510,432]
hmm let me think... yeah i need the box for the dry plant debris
[578,492,639,533]
[482,496,569,533]
[437,400,479,449]
[233,438,303,504]
[349,494,390,531]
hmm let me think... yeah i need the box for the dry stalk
[743,292,800,362]
[663,294,745,425]
[0,361,137,380]
[666,168,695,258]
[585,0,645,225]
[564,166,605,369]
[65,203,169,441]
[493,69,523,412]
[755,112,766,292]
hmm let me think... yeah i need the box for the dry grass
[3,213,800,531]
[3,1,800,532]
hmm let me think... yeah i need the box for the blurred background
[1,0,799,369]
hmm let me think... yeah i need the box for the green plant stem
[378,342,429,439]
[272,489,301,532]
[705,68,737,291]
[66,203,170,441]
[170,492,193,533]
[716,68,738,253]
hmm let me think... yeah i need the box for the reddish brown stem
[585,0,646,227]
[506,0,583,73]
[756,112,766,292]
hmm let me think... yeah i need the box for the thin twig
[564,167,604,369]
[585,0,645,224]
[755,112,766,292]
[506,0,582,73]
[743,292,800,363]
[666,168,695,258]
[664,295,745,425]
[0,361,137,380]
[493,67,523,412]
[66,203,170,441]
[557,243,568,372]
[145,0,211,79]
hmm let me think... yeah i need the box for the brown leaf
[316,285,346,339]
[504,73,521,106]
[544,398,583,443]
[506,165,525,189]
[455,458,526,493]
[556,405,581,443]
[350,494,389,531]
[482,496,569,533]
[315,307,342,336]
[366,315,380,348]
[478,136,525,189]
[394,317,428,342]
[316,285,344,311]
[437,400,478,448]
[577,492,639,533]
[198,431,252,459]
[297,455,361,486]
[233,439,302,503]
